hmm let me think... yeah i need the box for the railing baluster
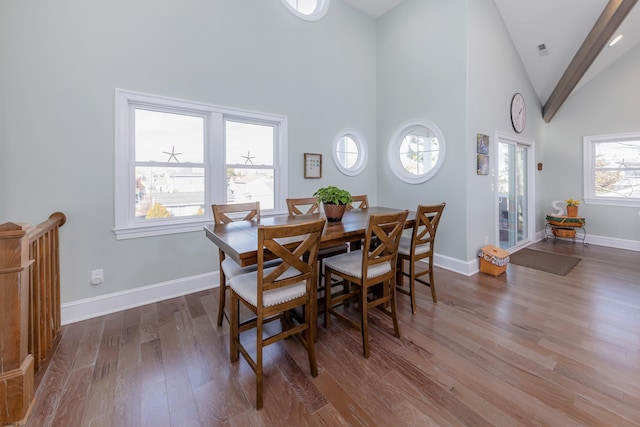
[0,212,65,424]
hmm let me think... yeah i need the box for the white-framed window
[114,89,288,239]
[583,132,640,207]
[332,129,367,176]
[388,119,446,184]
[281,0,330,21]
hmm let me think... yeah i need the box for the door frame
[494,131,536,252]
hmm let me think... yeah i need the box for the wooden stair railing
[27,212,66,373]
[0,212,65,425]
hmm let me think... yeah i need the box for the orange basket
[552,227,576,238]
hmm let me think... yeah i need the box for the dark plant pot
[323,203,347,222]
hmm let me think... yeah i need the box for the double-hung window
[115,89,287,239]
[583,132,640,207]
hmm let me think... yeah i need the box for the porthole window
[388,119,446,184]
[332,129,367,176]
[281,0,330,21]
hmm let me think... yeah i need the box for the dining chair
[396,203,445,313]
[212,202,262,326]
[228,218,325,409]
[286,197,320,215]
[323,210,408,358]
[286,197,348,300]
[346,194,370,250]
[347,194,369,210]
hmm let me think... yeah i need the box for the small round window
[388,119,445,184]
[281,0,330,21]
[333,129,367,176]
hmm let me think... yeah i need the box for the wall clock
[510,92,526,133]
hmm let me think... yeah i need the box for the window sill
[114,219,211,240]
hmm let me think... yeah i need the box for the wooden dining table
[204,206,415,267]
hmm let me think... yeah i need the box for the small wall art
[477,154,490,175]
[477,133,489,155]
[304,153,322,179]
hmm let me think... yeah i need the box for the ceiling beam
[542,0,637,123]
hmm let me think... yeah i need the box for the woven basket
[478,245,509,276]
[552,227,576,238]
[480,260,507,277]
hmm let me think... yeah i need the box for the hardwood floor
[25,240,640,426]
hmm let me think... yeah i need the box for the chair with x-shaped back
[212,202,261,326]
[286,197,348,300]
[347,194,369,210]
[323,210,408,358]
[396,203,445,313]
[286,197,320,216]
[228,218,325,409]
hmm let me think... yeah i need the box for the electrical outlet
[91,269,104,285]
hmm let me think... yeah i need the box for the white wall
[0,0,378,302]
[466,0,545,258]
[376,0,546,262]
[539,43,640,242]
[376,0,468,261]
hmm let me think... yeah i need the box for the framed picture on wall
[304,153,322,178]
[477,133,489,154]
[477,154,489,175]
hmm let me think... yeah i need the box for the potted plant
[313,186,352,222]
[565,198,580,217]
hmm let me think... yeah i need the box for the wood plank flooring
[24,240,640,426]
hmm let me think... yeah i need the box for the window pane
[225,121,274,166]
[594,140,640,198]
[286,0,317,14]
[135,109,204,163]
[135,166,205,219]
[336,135,359,168]
[227,168,274,209]
[399,127,440,176]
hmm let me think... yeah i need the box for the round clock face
[510,93,526,133]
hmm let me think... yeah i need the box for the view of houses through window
[593,141,640,198]
[584,133,640,206]
[134,115,277,220]
[134,109,205,220]
[114,89,287,239]
[225,120,275,210]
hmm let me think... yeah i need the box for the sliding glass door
[497,134,533,250]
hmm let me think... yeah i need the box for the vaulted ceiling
[342,0,640,121]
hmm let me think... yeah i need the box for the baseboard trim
[433,253,478,277]
[62,233,638,325]
[61,272,219,325]
[535,230,640,251]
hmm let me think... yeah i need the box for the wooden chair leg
[390,279,401,337]
[305,300,318,377]
[360,284,370,358]
[217,282,227,326]
[230,292,239,362]
[217,252,227,326]
[324,269,332,329]
[256,317,264,410]
[429,262,437,303]
[409,260,417,314]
